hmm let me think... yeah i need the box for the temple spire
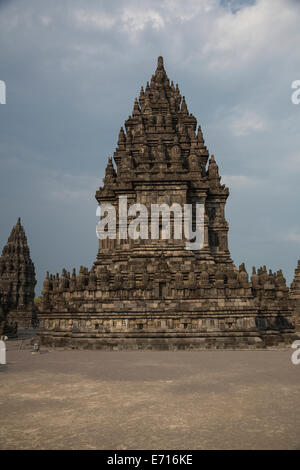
[118,127,126,145]
[0,217,36,332]
[132,98,141,116]
[180,96,188,115]
[97,55,210,189]
[157,56,164,69]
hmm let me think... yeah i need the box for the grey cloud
[0,0,299,293]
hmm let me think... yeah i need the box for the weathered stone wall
[39,261,295,349]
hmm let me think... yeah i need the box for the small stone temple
[0,218,37,334]
[38,57,296,349]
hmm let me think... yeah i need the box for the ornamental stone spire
[0,218,37,333]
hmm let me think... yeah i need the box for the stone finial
[103,157,116,184]
[180,96,188,115]
[208,154,220,180]
[197,125,204,143]
[118,127,126,145]
[132,98,141,116]
[157,56,164,69]
[251,267,259,287]
[239,263,246,272]
[43,272,51,292]
[238,263,249,285]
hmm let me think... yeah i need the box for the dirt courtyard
[1,339,300,450]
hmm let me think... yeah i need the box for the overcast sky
[0,0,300,294]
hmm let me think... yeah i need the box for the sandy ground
[0,337,299,450]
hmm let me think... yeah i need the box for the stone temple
[38,57,297,349]
[0,218,37,335]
